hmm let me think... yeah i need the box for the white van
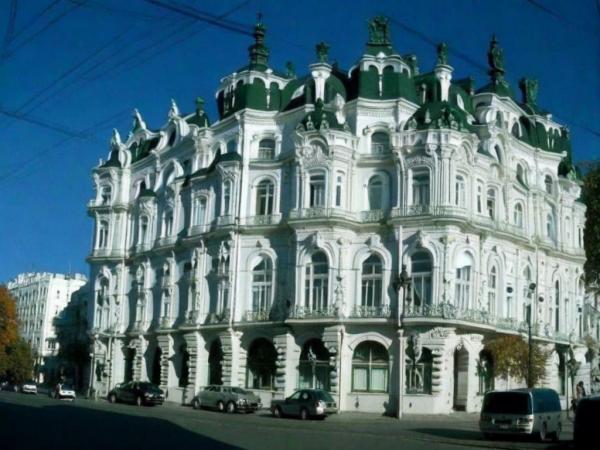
[479,388,562,442]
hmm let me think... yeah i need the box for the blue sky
[0,0,598,282]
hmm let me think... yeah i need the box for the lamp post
[527,283,543,388]
[393,265,412,419]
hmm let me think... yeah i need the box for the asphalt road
[0,391,574,450]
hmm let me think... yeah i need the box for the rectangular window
[335,175,343,207]
[412,172,430,206]
[309,175,326,207]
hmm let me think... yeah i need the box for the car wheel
[109,393,117,404]
[272,406,282,418]
[226,401,236,414]
[539,423,548,442]
[552,423,561,442]
[192,398,201,410]
[136,396,143,407]
[300,408,309,421]
[217,401,225,412]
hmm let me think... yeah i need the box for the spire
[168,99,180,119]
[132,109,147,132]
[248,15,269,70]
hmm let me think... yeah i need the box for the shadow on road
[0,401,242,450]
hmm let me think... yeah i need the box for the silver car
[192,385,262,413]
[480,388,562,442]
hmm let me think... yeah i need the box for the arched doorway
[151,347,162,386]
[209,339,223,385]
[299,338,331,390]
[453,346,469,410]
[477,349,494,394]
[246,338,277,390]
[124,347,135,383]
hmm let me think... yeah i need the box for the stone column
[183,331,205,402]
[219,329,243,386]
[273,329,299,398]
[156,333,172,391]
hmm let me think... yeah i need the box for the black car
[270,389,337,420]
[107,381,165,406]
[574,396,600,448]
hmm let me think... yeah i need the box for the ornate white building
[7,272,87,382]
[87,17,593,414]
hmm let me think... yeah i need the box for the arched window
[361,254,383,309]
[455,252,473,310]
[151,347,162,385]
[256,179,275,215]
[352,341,389,393]
[179,345,190,387]
[98,220,109,248]
[411,250,432,310]
[455,175,466,207]
[554,280,560,332]
[486,188,496,220]
[522,267,532,322]
[193,197,207,226]
[493,145,502,163]
[476,182,483,213]
[406,347,432,394]
[511,122,520,138]
[223,180,232,215]
[578,227,583,248]
[309,174,326,207]
[258,138,276,159]
[95,277,109,329]
[516,164,526,185]
[139,216,149,244]
[488,266,498,314]
[495,112,503,128]
[251,257,273,315]
[565,216,571,244]
[246,339,277,390]
[412,170,430,206]
[100,185,112,205]
[163,210,174,236]
[305,252,329,312]
[367,175,384,210]
[371,132,390,154]
[477,350,494,394]
[514,203,524,228]
[544,175,553,195]
[299,339,331,389]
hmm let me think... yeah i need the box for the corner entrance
[453,347,469,410]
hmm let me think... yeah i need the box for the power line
[0,108,94,140]
[1,0,18,62]
[9,0,61,42]
[524,0,597,34]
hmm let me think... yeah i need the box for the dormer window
[258,139,276,160]
[371,132,390,155]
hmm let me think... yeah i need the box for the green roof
[405,101,473,132]
[297,99,348,132]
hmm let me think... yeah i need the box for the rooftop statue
[436,42,449,66]
[368,16,391,46]
[519,78,539,106]
[316,41,330,63]
[487,35,505,74]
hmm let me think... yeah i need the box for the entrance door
[453,347,469,410]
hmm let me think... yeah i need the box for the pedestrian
[576,381,587,400]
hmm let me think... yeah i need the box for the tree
[485,335,549,386]
[581,163,600,285]
[0,286,19,375]
[3,339,34,384]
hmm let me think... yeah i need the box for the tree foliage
[0,285,34,383]
[486,335,549,386]
[582,164,600,285]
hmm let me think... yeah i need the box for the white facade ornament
[332,93,346,124]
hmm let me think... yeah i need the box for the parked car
[1,381,18,392]
[270,389,337,420]
[479,388,562,442]
[107,381,164,406]
[192,385,262,413]
[20,380,37,394]
[51,383,76,400]
[574,395,600,448]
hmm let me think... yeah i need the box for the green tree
[3,339,34,384]
[0,286,19,376]
[485,335,549,386]
[581,163,600,285]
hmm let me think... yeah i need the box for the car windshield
[231,387,247,394]
[483,392,531,414]
[313,390,334,402]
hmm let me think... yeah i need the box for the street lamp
[393,265,412,419]
[527,283,543,388]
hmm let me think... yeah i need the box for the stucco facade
[86,17,594,414]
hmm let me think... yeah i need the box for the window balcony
[243,309,272,322]
[217,215,235,227]
[245,214,282,226]
[357,209,386,223]
[189,224,210,236]
[289,305,336,319]
[155,236,177,247]
[135,242,153,253]
[289,207,356,222]
[349,304,391,318]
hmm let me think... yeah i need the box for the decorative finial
[132,108,147,131]
[168,99,180,119]
[195,97,205,115]
[487,34,505,81]
[285,61,295,78]
[248,17,269,68]
[519,78,538,106]
[436,42,449,66]
[316,42,330,63]
[111,128,122,149]
[367,16,391,46]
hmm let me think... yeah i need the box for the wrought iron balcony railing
[289,305,336,319]
[349,304,392,318]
